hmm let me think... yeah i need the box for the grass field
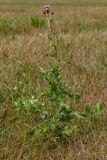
[0,0,107,160]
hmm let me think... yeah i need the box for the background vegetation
[0,0,107,159]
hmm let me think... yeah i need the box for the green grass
[0,0,107,160]
[0,16,46,35]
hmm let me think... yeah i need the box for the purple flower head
[43,4,50,14]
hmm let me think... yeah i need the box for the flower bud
[43,4,50,14]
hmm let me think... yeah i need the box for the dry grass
[0,0,107,159]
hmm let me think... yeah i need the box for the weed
[22,5,104,142]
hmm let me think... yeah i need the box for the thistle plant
[11,4,103,142]
[28,4,104,140]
